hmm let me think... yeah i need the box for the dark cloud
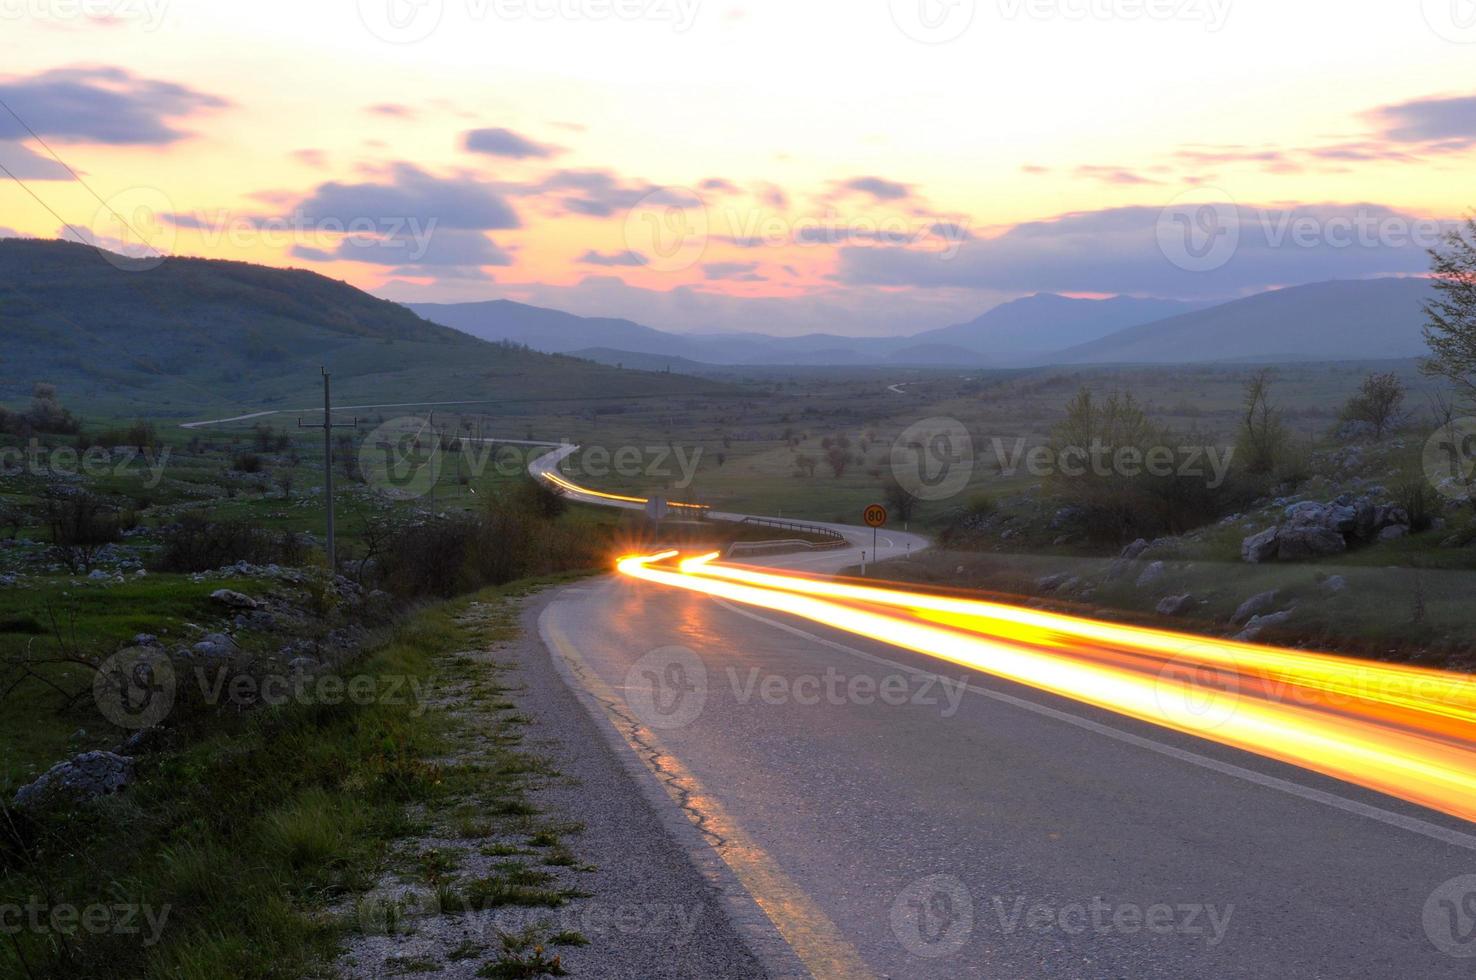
[1367,94,1476,148]
[703,260,766,281]
[577,249,647,267]
[837,203,1441,298]
[839,176,912,201]
[296,163,520,230]
[519,169,689,218]
[0,67,228,145]
[0,140,70,179]
[463,127,559,159]
[700,177,740,193]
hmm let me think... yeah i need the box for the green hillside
[0,238,731,418]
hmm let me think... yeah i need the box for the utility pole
[299,368,357,571]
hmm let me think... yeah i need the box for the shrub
[155,512,305,572]
[1340,372,1406,438]
[234,452,264,474]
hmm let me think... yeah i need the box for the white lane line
[714,599,1476,852]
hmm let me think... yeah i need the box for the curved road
[529,445,1476,979]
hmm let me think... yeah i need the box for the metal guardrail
[737,516,846,542]
[727,538,850,558]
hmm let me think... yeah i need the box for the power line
[0,96,162,256]
[0,158,90,246]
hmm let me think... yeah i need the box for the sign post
[863,504,887,576]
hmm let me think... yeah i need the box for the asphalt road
[532,450,1476,979]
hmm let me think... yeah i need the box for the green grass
[0,582,558,979]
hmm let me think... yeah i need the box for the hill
[910,293,1207,360]
[0,239,729,417]
[1054,278,1434,364]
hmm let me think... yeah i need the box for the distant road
[180,399,561,429]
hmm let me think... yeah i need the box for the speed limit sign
[864,504,888,528]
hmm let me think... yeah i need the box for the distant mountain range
[410,279,1434,370]
[0,239,725,414]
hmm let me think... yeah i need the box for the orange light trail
[619,551,1476,825]
[540,470,709,510]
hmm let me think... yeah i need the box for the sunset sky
[2,0,1474,335]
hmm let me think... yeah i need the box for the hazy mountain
[1054,278,1434,364]
[912,293,1208,358]
[406,299,700,358]
[0,239,726,415]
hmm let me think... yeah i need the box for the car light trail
[619,551,1476,825]
[540,469,709,510]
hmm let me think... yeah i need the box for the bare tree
[1422,215,1476,407]
[1236,368,1288,475]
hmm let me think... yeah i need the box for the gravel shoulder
[337,582,769,979]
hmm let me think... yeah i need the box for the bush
[234,452,264,474]
[1340,372,1406,438]
[155,512,306,572]
[1396,478,1439,534]
[375,497,602,599]
[1046,389,1252,543]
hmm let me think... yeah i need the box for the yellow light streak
[616,551,1476,825]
